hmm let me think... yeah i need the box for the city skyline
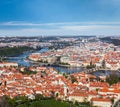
[0,0,120,36]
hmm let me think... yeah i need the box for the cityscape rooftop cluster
[0,64,119,107]
[0,36,120,107]
[29,41,120,70]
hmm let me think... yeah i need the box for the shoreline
[26,58,120,72]
[26,57,86,68]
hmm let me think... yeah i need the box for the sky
[0,0,120,36]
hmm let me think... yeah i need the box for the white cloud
[0,21,120,36]
[0,25,120,36]
[1,21,120,26]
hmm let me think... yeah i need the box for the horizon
[0,0,120,36]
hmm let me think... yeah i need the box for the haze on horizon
[0,0,120,36]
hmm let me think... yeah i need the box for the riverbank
[7,47,120,76]
[0,46,41,58]
[26,57,86,68]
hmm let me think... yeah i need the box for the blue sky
[0,0,120,36]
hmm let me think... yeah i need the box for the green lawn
[0,95,94,107]
[17,99,77,107]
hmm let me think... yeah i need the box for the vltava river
[8,47,120,76]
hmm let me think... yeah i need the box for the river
[8,47,120,76]
[8,48,49,66]
[8,47,84,74]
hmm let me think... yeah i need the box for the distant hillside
[100,37,120,46]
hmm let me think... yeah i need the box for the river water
[8,48,49,66]
[8,47,120,76]
[8,48,84,73]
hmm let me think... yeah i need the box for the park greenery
[106,72,120,85]
[86,61,96,69]
[0,46,39,58]
[70,75,78,83]
[0,95,94,107]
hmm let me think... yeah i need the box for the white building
[0,62,18,67]
[91,98,112,107]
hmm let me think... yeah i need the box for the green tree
[102,60,106,69]
[90,60,93,66]
[70,75,77,83]
[106,72,120,85]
